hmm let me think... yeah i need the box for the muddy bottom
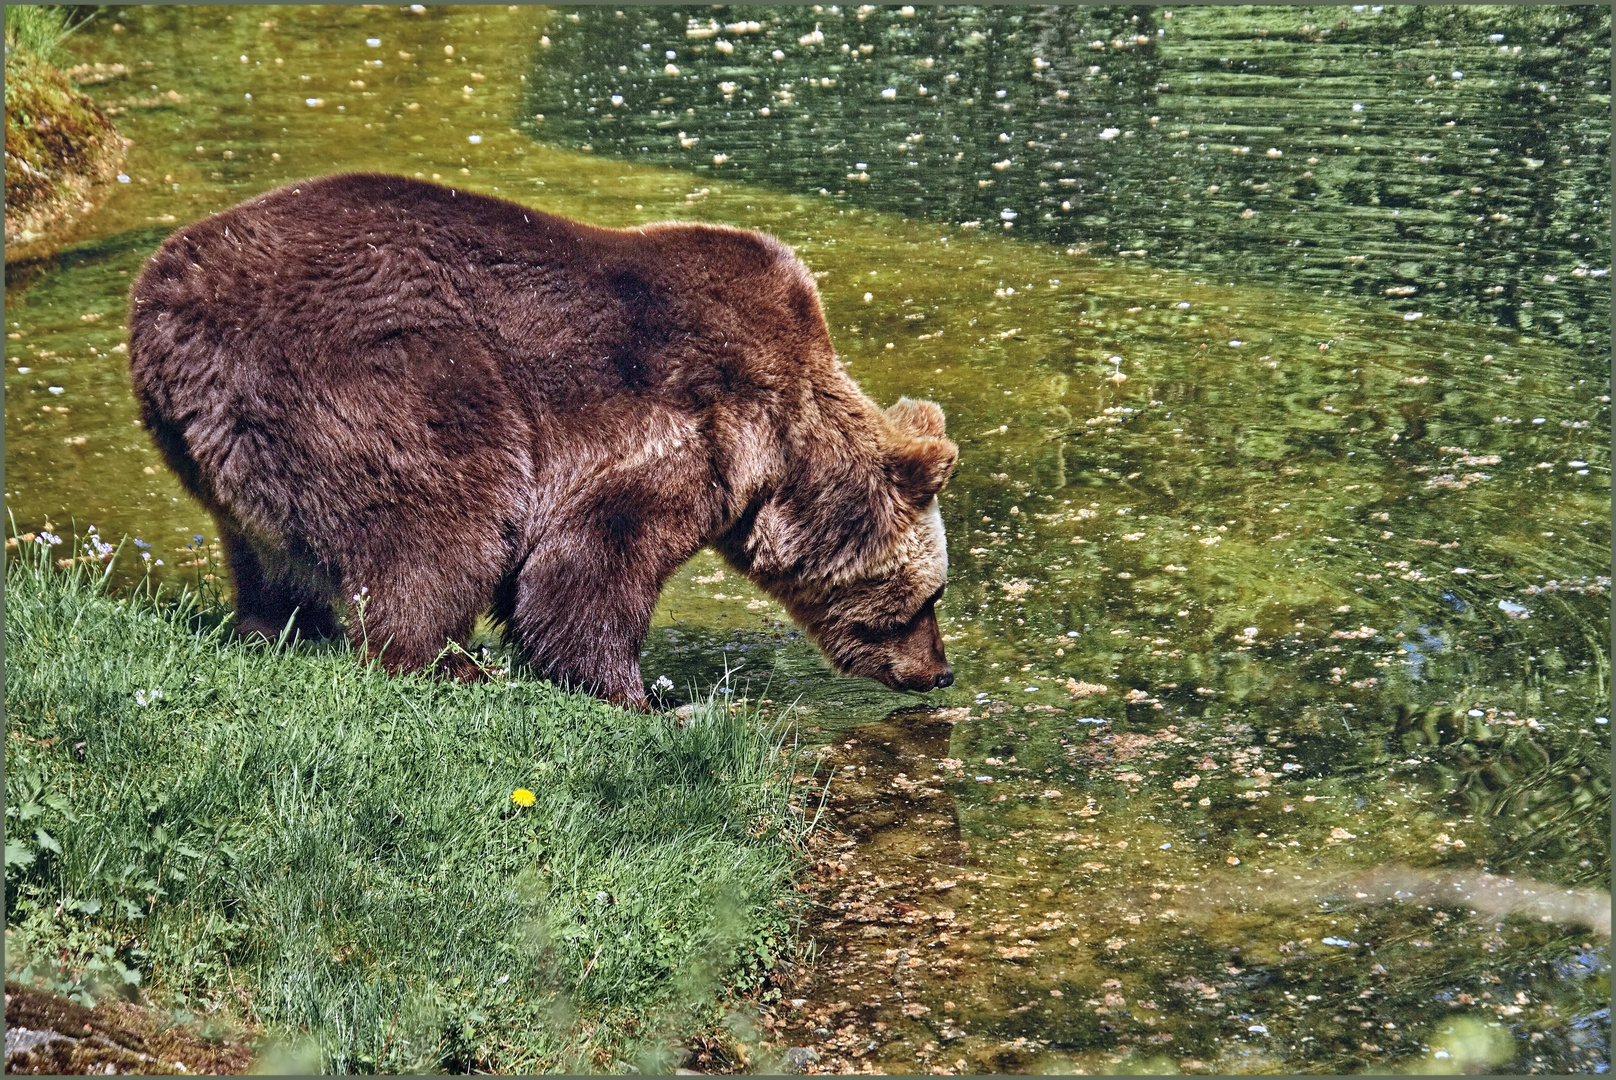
[752,707,1044,1075]
[4,982,256,1075]
[731,706,1610,1076]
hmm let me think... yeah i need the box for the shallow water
[4,6,1609,1074]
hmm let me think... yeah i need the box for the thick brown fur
[128,174,957,707]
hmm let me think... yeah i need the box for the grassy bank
[4,538,811,1073]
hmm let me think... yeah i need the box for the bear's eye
[906,584,945,626]
[849,619,904,643]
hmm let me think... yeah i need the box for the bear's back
[131,175,583,347]
[127,175,852,544]
[130,174,831,402]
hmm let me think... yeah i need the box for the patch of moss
[4,45,127,260]
[4,982,257,1075]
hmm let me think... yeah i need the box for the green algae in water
[3,5,1609,1074]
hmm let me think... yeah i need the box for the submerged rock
[781,1045,821,1072]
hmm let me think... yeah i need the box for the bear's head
[790,490,954,692]
[730,397,958,694]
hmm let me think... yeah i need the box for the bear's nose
[934,668,954,689]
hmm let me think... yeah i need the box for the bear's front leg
[506,553,656,708]
[506,514,709,710]
[507,432,720,708]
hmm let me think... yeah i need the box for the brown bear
[128,173,956,708]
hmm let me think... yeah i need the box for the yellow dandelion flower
[511,787,536,808]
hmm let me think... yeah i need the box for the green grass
[5,536,813,1073]
[3,5,89,61]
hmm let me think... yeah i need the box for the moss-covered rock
[4,46,127,262]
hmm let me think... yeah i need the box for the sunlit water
[4,6,1608,1074]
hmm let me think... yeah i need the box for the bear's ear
[886,433,958,504]
[887,397,947,439]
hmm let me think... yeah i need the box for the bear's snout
[880,665,950,693]
[866,608,952,693]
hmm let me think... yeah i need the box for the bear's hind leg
[218,525,342,643]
